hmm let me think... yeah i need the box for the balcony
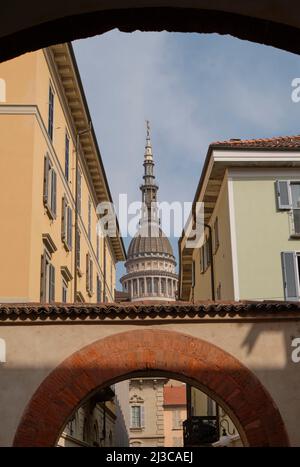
[183,416,220,446]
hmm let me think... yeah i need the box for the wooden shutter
[43,155,50,205]
[90,259,93,294]
[61,197,67,241]
[40,254,46,302]
[86,253,90,292]
[68,207,72,250]
[76,229,80,269]
[281,252,299,301]
[276,181,291,210]
[51,170,57,217]
[49,264,55,302]
[140,406,145,428]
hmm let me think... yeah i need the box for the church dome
[127,226,174,259]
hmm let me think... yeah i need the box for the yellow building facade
[179,136,300,302]
[0,44,125,304]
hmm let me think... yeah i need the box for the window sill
[44,203,56,221]
[62,239,72,252]
[290,234,300,239]
[130,427,144,432]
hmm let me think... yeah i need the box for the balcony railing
[183,416,220,446]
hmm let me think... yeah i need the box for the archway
[2,4,300,62]
[13,329,289,447]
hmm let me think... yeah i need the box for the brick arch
[13,329,289,447]
[2,5,300,63]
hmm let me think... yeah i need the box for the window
[276,180,300,236]
[77,171,82,216]
[161,278,166,294]
[131,405,144,429]
[40,251,55,303]
[146,277,152,294]
[61,196,72,250]
[88,198,92,240]
[86,253,93,295]
[213,217,219,253]
[281,251,300,301]
[48,85,54,140]
[43,154,57,219]
[62,278,68,303]
[172,410,182,429]
[65,132,70,181]
[97,275,102,302]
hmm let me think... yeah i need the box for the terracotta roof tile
[211,134,300,149]
[0,300,300,321]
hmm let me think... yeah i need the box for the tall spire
[145,120,153,160]
[140,121,159,224]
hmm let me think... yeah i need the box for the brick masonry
[13,329,289,447]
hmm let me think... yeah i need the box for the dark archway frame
[2,7,300,63]
[13,329,289,447]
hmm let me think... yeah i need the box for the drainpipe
[204,223,215,301]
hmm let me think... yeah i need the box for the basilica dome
[127,226,174,259]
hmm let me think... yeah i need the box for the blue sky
[73,30,300,286]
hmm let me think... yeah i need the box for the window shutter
[130,407,133,428]
[90,259,93,294]
[52,170,57,217]
[86,253,90,291]
[49,264,55,302]
[68,207,72,249]
[281,252,299,301]
[76,229,80,269]
[43,155,49,205]
[140,406,145,428]
[276,181,291,210]
[40,254,46,302]
[61,197,66,241]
